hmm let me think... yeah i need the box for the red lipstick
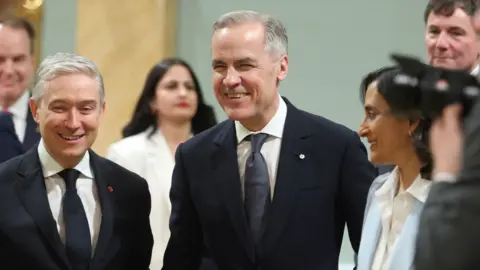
[176,101,189,108]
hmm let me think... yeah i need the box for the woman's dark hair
[359,66,398,101]
[122,58,217,138]
[359,67,433,179]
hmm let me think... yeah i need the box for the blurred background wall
[76,0,177,155]
[31,0,429,267]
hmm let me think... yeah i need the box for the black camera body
[390,54,480,120]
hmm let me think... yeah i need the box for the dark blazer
[163,98,377,270]
[0,103,40,163]
[414,99,480,270]
[0,145,154,270]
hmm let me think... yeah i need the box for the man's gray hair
[212,10,288,56]
[32,52,105,104]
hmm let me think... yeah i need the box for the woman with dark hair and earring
[360,66,398,175]
[106,58,217,269]
[356,67,433,270]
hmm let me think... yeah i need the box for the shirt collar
[472,64,480,76]
[376,166,431,203]
[148,127,193,146]
[0,91,29,119]
[235,94,287,144]
[37,139,93,179]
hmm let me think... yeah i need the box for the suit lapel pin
[298,153,305,160]
[107,186,113,192]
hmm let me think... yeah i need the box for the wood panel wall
[76,0,177,155]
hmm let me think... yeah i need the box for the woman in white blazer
[106,58,217,269]
[356,67,433,270]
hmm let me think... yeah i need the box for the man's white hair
[212,10,288,56]
[32,52,105,104]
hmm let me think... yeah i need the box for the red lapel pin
[107,186,113,192]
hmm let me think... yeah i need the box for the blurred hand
[430,104,463,175]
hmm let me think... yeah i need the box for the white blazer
[106,129,174,270]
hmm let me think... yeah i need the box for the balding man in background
[0,16,40,162]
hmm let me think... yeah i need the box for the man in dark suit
[0,52,153,270]
[415,1,480,269]
[162,10,377,270]
[0,16,40,163]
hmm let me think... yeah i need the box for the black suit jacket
[0,102,41,163]
[163,98,377,270]
[0,145,153,270]
[414,99,480,270]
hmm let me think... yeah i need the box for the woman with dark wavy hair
[356,67,433,270]
[106,58,217,269]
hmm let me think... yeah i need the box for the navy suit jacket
[0,145,154,270]
[163,98,377,270]
[0,103,40,163]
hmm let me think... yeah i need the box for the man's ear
[29,97,40,124]
[100,101,106,115]
[277,54,288,82]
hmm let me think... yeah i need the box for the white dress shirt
[471,64,479,76]
[235,95,287,199]
[0,90,29,142]
[38,139,102,255]
[371,167,431,270]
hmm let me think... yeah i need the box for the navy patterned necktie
[0,110,24,163]
[244,133,271,245]
[58,169,92,270]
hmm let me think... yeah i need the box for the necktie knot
[58,169,80,191]
[248,133,268,153]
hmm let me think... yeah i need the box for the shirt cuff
[433,172,458,183]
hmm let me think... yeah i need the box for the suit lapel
[211,121,256,262]
[147,131,175,215]
[258,100,314,256]
[23,105,40,149]
[14,146,70,269]
[89,150,118,270]
[388,199,423,270]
